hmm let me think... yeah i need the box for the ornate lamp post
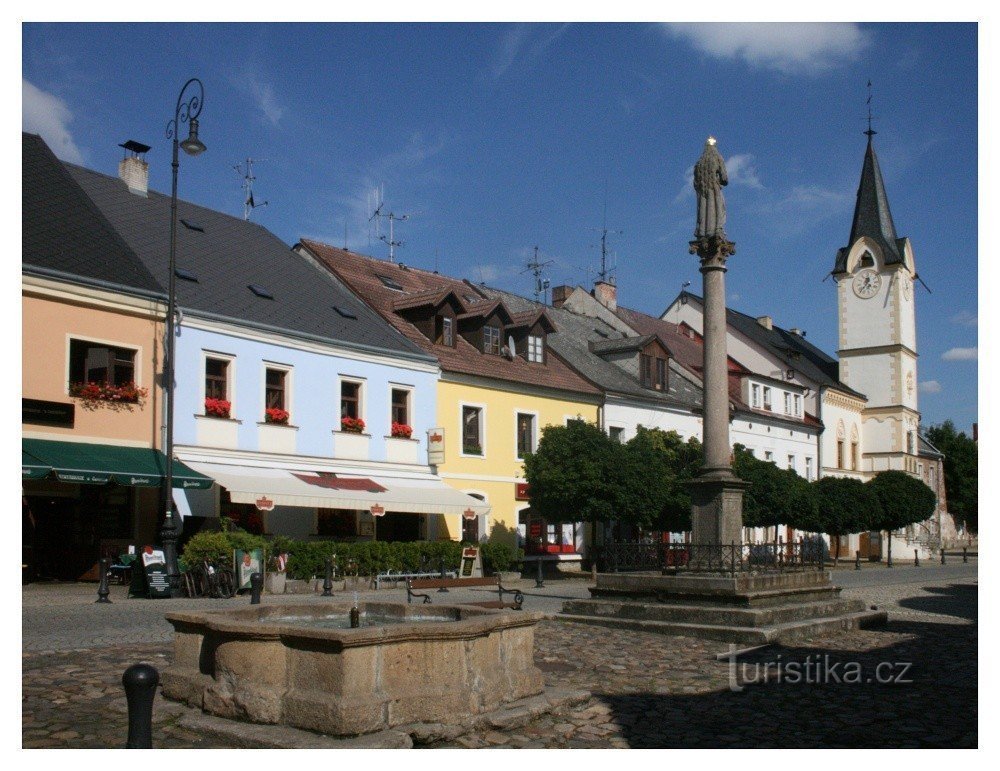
[161,78,206,594]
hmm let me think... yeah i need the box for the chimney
[789,327,806,337]
[118,140,151,197]
[756,315,773,331]
[593,279,617,312]
[551,285,573,308]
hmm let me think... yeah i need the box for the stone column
[688,236,747,550]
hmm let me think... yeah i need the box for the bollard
[250,572,262,604]
[122,663,159,748]
[941,548,946,565]
[535,556,545,588]
[963,547,968,563]
[914,549,920,567]
[96,557,112,603]
[322,557,333,597]
[438,557,449,593]
[855,551,861,571]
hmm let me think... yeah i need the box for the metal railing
[595,539,826,575]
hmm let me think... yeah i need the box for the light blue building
[68,150,489,543]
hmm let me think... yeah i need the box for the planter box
[385,435,420,464]
[195,414,240,449]
[258,422,298,454]
[333,430,371,461]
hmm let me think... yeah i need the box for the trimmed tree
[868,470,938,566]
[925,420,978,534]
[733,445,819,541]
[811,476,882,565]
[635,428,703,534]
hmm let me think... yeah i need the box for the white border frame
[458,401,488,459]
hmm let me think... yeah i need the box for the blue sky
[22,22,978,431]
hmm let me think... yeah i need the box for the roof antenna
[864,79,877,140]
[520,245,554,304]
[234,158,269,221]
[592,183,623,284]
[369,187,410,263]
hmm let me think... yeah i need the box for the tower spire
[864,79,877,141]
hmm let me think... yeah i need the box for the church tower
[832,133,920,475]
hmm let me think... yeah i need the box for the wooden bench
[407,575,524,609]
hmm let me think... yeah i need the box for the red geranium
[390,422,413,439]
[265,408,290,424]
[69,381,148,412]
[205,398,231,418]
[341,416,366,434]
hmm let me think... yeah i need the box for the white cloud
[942,347,978,361]
[22,79,83,163]
[490,24,570,80]
[725,154,763,189]
[661,23,870,75]
[950,310,977,327]
[470,264,501,283]
[234,70,286,126]
[919,380,942,394]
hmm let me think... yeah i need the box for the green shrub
[280,539,465,580]
[180,531,234,569]
[480,542,523,573]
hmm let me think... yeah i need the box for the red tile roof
[297,240,602,396]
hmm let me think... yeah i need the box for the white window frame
[527,335,544,363]
[261,361,293,423]
[764,450,774,463]
[787,454,795,471]
[65,334,144,395]
[762,386,772,411]
[388,383,413,430]
[338,375,366,427]
[751,383,761,408]
[202,350,236,414]
[784,392,793,415]
[514,409,539,460]
[608,424,626,443]
[794,394,802,417]
[805,457,814,481]
[459,401,487,458]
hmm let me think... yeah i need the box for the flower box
[265,408,290,425]
[69,381,148,412]
[462,444,483,456]
[204,398,231,419]
[333,430,370,460]
[341,416,366,434]
[390,422,413,439]
[385,435,419,464]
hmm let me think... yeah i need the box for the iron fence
[595,539,826,575]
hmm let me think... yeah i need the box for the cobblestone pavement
[22,565,977,749]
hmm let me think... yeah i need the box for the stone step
[556,608,887,645]
[562,597,867,628]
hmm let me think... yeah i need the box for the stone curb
[176,713,414,749]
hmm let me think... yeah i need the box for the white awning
[184,461,491,517]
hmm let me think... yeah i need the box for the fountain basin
[161,601,545,736]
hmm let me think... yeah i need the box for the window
[851,442,859,470]
[341,381,361,419]
[205,357,229,400]
[436,316,454,347]
[860,252,875,268]
[462,406,483,455]
[794,394,802,417]
[483,325,501,355]
[527,335,544,363]
[265,368,286,410]
[836,440,845,469]
[907,431,916,454]
[376,274,404,291]
[784,392,792,414]
[764,451,774,463]
[391,388,409,426]
[69,340,136,388]
[640,354,653,387]
[609,426,624,443]
[516,413,535,458]
[787,455,795,471]
[805,457,814,481]
[751,384,761,408]
[656,358,667,390]
[762,387,772,411]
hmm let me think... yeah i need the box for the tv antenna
[233,158,269,221]
[520,245,554,304]
[592,188,622,283]
[368,187,410,262]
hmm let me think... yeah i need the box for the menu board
[139,545,171,598]
[460,546,483,578]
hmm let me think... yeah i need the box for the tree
[868,470,937,565]
[925,420,978,533]
[635,428,703,533]
[811,476,882,564]
[732,445,818,539]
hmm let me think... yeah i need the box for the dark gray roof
[22,133,162,295]
[65,161,431,360]
[833,137,909,274]
[918,433,944,459]
[480,286,702,410]
[589,335,657,355]
[676,290,866,400]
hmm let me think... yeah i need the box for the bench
[406,575,524,610]
[373,570,457,590]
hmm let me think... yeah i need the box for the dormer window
[483,325,501,355]
[435,315,454,347]
[640,354,653,387]
[751,383,761,408]
[655,358,667,390]
[762,386,772,411]
[527,335,544,363]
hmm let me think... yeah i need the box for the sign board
[139,545,171,598]
[235,548,263,591]
[255,495,275,512]
[427,427,445,465]
[23,398,75,427]
[514,482,531,501]
[370,504,386,517]
[459,546,483,578]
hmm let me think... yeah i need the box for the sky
[21,21,978,432]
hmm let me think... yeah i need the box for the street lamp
[161,78,205,595]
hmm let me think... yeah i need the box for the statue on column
[693,136,729,243]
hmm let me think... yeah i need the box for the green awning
[21,439,214,489]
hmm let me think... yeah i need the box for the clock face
[852,269,882,299]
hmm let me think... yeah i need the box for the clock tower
[832,133,920,475]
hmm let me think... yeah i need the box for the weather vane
[865,80,877,139]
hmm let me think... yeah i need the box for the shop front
[21,439,213,581]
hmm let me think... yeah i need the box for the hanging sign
[515,483,531,501]
[427,428,445,465]
[255,495,275,511]
[462,508,478,520]
[139,545,171,599]
[460,546,483,578]
[370,504,386,517]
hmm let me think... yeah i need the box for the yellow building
[297,240,602,554]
